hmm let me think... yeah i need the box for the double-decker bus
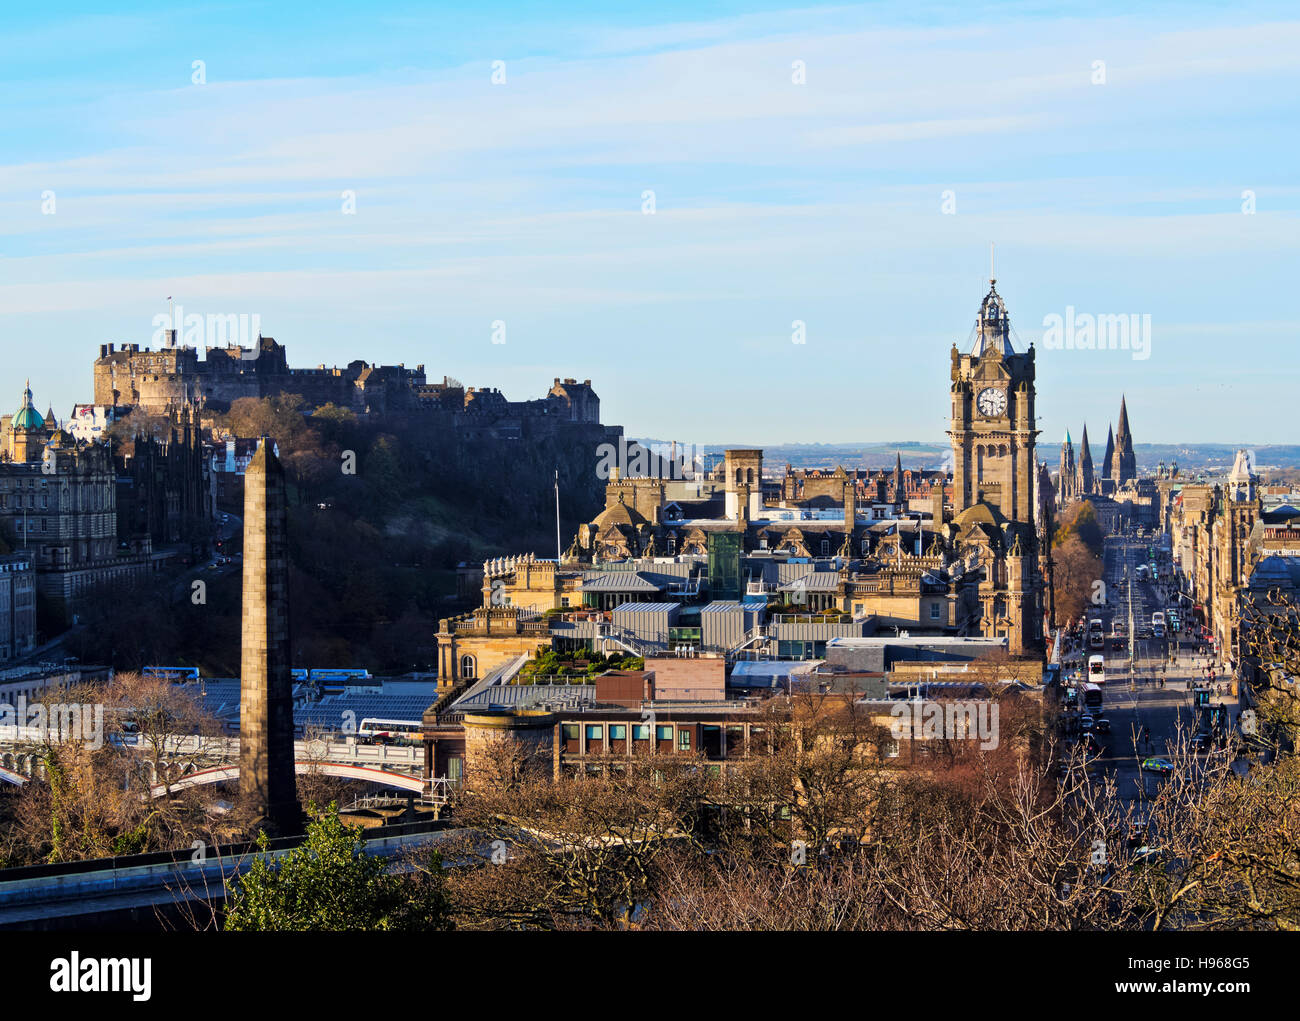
[1087,654,1106,685]
[1082,682,1104,714]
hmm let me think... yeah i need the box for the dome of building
[12,381,44,431]
[952,501,1008,530]
[592,496,649,530]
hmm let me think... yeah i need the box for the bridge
[147,761,427,798]
[0,731,430,796]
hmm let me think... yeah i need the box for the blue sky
[3,1,1298,447]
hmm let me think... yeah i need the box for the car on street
[1080,714,1095,732]
[1141,756,1175,774]
[1093,717,1111,734]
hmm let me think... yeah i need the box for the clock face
[977,387,1007,417]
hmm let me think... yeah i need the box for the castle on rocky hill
[93,334,603,428]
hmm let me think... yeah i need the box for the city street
[1061,530,1238,803]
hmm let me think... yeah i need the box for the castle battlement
[93,335,600,428]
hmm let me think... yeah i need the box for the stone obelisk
[239,438,301,834]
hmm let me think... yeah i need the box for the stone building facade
[0,384,156,604]
[115,407,212,550]
[0,554,36,661]
[1165,451,1290,666]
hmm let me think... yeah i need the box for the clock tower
[946,275,1043,655]
[948,278,1037,522]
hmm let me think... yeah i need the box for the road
[1060,530,1239,804]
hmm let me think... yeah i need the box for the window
[609,724,626,740]
[884,739,900,759]
[562,724,580,742]
[585,724,603,741]
[930,602,941,620]
[821,540,830,555]
[633,724,650,740]
[678,729,691,751]
[459,655,476,679]
[656,725,672,741]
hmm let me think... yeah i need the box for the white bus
[358,718,421,744]
[1088,619,1105,650]
[1087,654,1106,685]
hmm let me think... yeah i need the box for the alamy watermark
[595,439,709,481]
[0,696,104,750]
[1042,307,1151,361]
[151,304,262,347]
[890,700,1000,751]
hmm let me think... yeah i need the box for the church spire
[1078,424,1094,493]
[1113,395,1136,485]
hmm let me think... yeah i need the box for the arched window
[460,655,476,680]
[747,469,754,485]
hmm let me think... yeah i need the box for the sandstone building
[432,276,1049,682]
[0,384,158,604]
[0,554,36,661]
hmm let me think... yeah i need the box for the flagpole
[555,468,561,561]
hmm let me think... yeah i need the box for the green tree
[224,805,451,931]
[1054,500,1104,558]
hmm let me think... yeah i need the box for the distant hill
[631,439,952,473]
[631,439,1300,474]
